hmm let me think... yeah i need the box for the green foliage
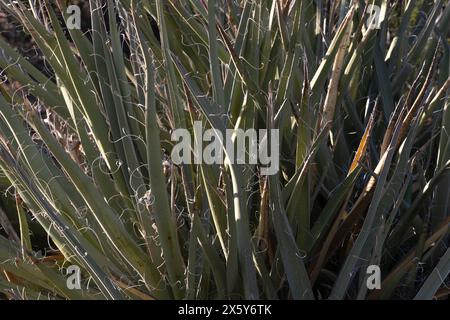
[0,0,448,300]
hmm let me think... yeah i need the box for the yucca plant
[0,0,448,300]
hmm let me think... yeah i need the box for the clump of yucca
[0,0,449,300]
